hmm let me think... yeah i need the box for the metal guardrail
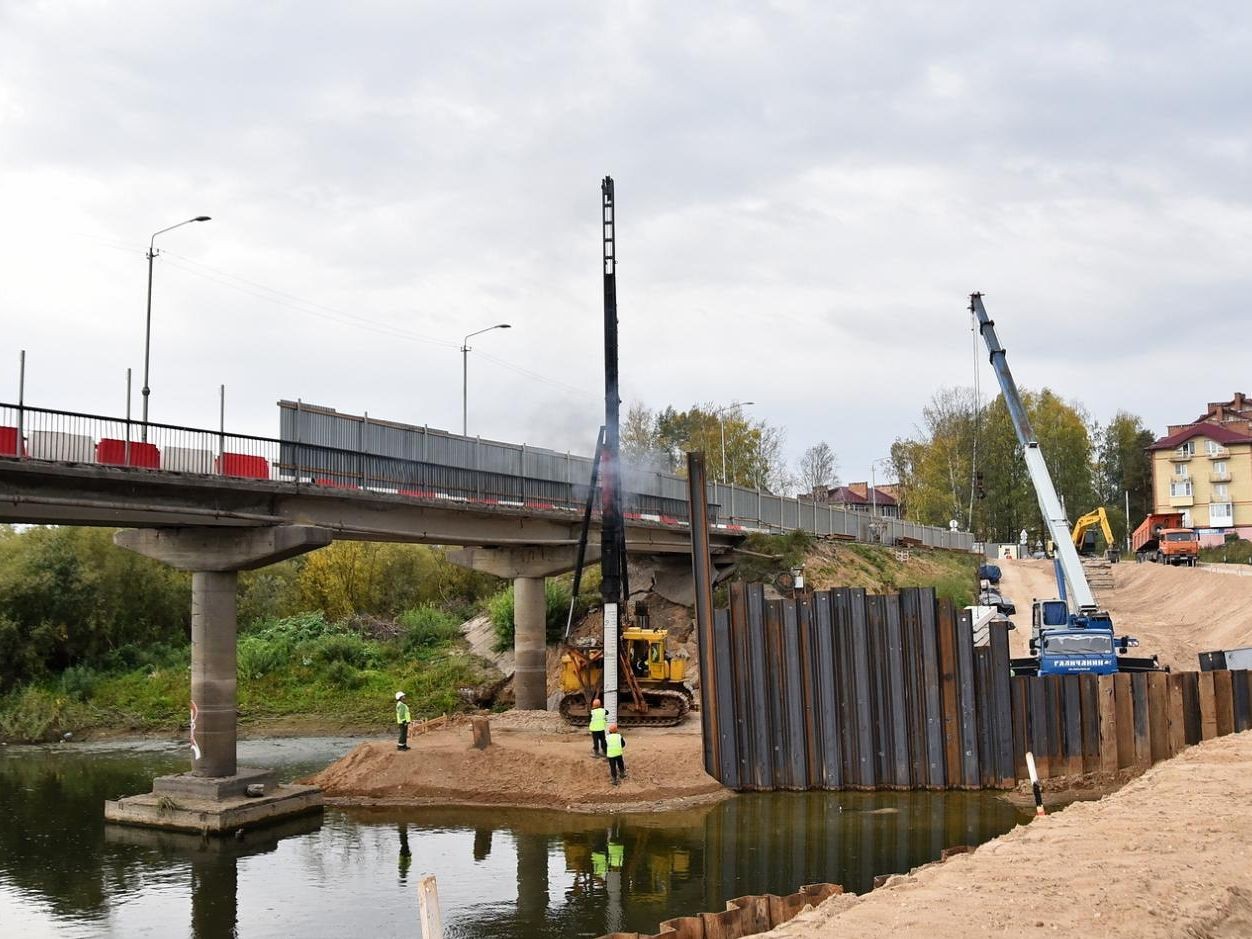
[281,400,976,550]
[1,400,976,549]
[0,402,692,521]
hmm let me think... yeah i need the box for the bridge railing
[0,401,974,550]
[280,400,975,550]
[0,402,695,520]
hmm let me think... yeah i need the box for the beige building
[1148,421,1252,543]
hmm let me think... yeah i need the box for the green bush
[238,634,292,680]
[399,604,461,652]
[488,580,574,652]
[244,610,335,643]
[1200,537,1252,565]
[58,665,98,702]
[312,632,377,669]
[323,659,364,689]
[100,641,187,674]
[0,686,91,742]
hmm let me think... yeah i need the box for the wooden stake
[418,875,443,939]
[471,716,492,749]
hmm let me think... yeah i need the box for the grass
[1200,538,1252,565]
[0,609,487,744]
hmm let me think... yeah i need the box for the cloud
[2,1,1250,487]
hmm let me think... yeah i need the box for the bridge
[1,397,972,828]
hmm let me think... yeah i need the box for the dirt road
[995,558,1252,670]
[764,730,1252,938]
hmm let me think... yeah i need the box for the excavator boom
[1072,507,1117,554]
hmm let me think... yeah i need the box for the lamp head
[193,216,211,222]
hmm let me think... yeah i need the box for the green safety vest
[605,732,624,758]
[591,850,608,877]
[588,707,608,731]
[396,701,411,724]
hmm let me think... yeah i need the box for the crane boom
[969,293,1097,613]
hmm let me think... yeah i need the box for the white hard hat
[395,691,406,700]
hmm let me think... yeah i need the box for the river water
[0,738,1029,938]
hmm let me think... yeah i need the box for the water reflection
[105,816,324,938]
[398,824,413,883]
[0,744,1032,939]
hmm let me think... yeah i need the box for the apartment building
[1148,420,1252,545]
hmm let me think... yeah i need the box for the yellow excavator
[1072,507,1121,562]
[559,605,694,727]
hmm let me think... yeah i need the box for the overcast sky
[2,1,1249,487]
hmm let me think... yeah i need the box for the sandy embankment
[310,711,730,812]
[996,558,1252,671]
[763,730,1252,939]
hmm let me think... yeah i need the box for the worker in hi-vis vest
[395,691,411,751]
[605,723,627,785]
[588,697,608,757]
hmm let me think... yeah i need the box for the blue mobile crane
[970,294,1163,676]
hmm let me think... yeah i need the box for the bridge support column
[513,576,548,710]
[106,525,331,835]
[449,545,597,712]
[192,570,240,777]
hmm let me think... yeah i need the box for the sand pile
[997,558,1252,671]
[762,730,1252,938]
[310,718,727,812]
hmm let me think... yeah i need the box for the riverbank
[310,712,732,813]
[761,730,1252,938]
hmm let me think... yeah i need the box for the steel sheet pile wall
[598,883,844,939]
[701,583,1016,791]
[697,582,1252,791]
[1011,669,1252,783]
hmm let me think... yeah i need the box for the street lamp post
[142,216,211,440]
[461,323,511,436]
[713,401,754,484]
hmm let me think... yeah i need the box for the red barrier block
[96,438,161,469]
[315,477,359,490]
[0,426,24,457]
[216,453,270,479]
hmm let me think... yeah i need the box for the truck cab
[1156,529,1199,566]
[1023,600,1141,676]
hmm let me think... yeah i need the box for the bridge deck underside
[0,459,728,553]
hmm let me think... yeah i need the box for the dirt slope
[995,558,1252,670]
[309,712,727,812]
[764,730,1252,939]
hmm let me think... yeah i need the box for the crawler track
[559,689,692,727]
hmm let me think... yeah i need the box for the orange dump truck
[1132,513,1199,566]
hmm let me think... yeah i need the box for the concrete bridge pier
[450,545,596,710]
[105,525,332,834]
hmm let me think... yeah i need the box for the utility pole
[599,176,626,727]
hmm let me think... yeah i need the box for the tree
[1094,411,1155,540]
[621,401,660,463]
[893,385,1097,544]
[615,401,791,490]
[890,387,978,530]
[797,442,839,495]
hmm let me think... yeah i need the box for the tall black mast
[600,176,625,722]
